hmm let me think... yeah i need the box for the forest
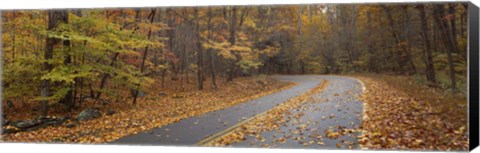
[1,3,469,150]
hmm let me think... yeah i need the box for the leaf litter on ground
[354,76,468,151]
[206,80,329,147]
[2,76,295,143]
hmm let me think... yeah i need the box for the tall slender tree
[434,4,457,89]
[40,10,64,117]
[417,4,437,84]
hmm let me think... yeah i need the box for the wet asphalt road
[230,76,364,149]
[112,75,364,149]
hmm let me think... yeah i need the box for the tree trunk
[194,8,204,90]
[365,11,377,73]
[75,11,85,105]
[10,13,16,92]
[11,12,16,63]
[206,8,217,89]
[403,6,417,75]
[298,7,305,74]
[449,4,459,54]
[434,4,457,89]
[350,5,357,72]
[96,10,138,99]
[433,23,439,53]
[96,52,119,99]
[418,4,437,84]
[40,10,62,117]
[133,9,157,104]
[227,7,238,82]
[60,11,75,111]
[382,5,415,75]
[79,40,87,104]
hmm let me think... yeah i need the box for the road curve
[111,75,364,149]
[228,76,364,149]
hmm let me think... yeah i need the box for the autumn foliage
[0,2,470,151]
[356,75,468,150]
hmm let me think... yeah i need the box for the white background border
[0,0,474,9]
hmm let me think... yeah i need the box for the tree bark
[97,10,139,99]
[381,5,416,75]
[194,8,204,90]
[227,7,238,82]
[133,9,157,104]
[206,8,217,89]
[403,6,417,75]
[60,11,75,111]
[350,5,357,72]
[298,7,305,74]
[449,4,459,54]
[418,4,437,84]
[434,4,457,89]
[96,52,119,99]
[11,12,16,63]
[40,10,62,117]
[366,11,377,73]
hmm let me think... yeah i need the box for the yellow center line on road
[195,79,328,146]
[194,108,270,146]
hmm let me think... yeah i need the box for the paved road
[112,75,364,149]
[230,76,364,149]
